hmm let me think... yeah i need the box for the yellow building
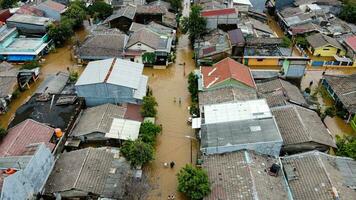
[306,33,346,57]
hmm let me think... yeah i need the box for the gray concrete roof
[6,14,52,26]
[281,151,356,200]
[256,79,307,108]
[198,86,257,106]
[36,71,69,94]
[202,150,289,200]
[272,105,336,148]
[104,4,136,22]
[44,147,132,198]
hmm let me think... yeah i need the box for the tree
[141,95,158,118]
[21,61,41,70]
[142,52,156,64]
[336,135,356,160]
[0,0,17,8]
[339,1,356,24]
[139,122,161,145]
[281,36,292,48]
[121,140,154,167]
[188,72,198,103]
[88,1,113,20]
[48,17,75,45]
[169,0,182,12]
[180,5,207,43]
[295,36,308,49]
[64,0,87,28]
[177,164,211,200]
[0,127,7,141]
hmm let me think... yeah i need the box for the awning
[7,55,35,61]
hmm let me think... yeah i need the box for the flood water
[143,33,196,200]
[0,27,87,128]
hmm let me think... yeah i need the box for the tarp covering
[7,55,35,61]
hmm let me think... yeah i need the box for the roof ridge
[73,148,91,189]
[293,106,313,142]
[315,152,338,197]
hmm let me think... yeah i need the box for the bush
[21,61,41,70]
[338,1,356,24]
[177,164,211,200]
[188,72,198,103]
[11,89,21,99]
[121,139,154,167]
[336,135,356,160]
[190,102,200,117]
[141,95,158,118]
[88,1,113,20]
[69,70,79,83]
[281,36,292,48]
[0,128,7,141]
[139,122,162,145]
[295,36,308,49]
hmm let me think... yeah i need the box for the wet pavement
[144,32,196,200]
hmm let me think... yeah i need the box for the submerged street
[144,32,196,200]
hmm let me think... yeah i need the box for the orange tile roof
[201,57,255,89]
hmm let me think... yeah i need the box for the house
[70,103,143,144]
[199,99,283,156]
[306,33,346,57]
[194,29,232,65]
[0,62,18,113]
[8,94,83,134]
[256,78,307,108]
[321,74,356,131]
[201,8,238,30]
[77,28,128,62]
[125,28,173,65]
[281,151,356,200]
[200,57,256,91]
[0,25,50,62]
[75,58,148,106]
[244,37,309,78]
[6,14,53,35]
[202,150,289,200]
[0,9,11,22]
[0,144,55,200]
[0,119,57,156]
[104,4,136,33]
[272,105,336,155]
[344,35,356,66]
[44,147,134,199]
[36,0,67,21]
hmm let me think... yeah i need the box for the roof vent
[268,163,280,176]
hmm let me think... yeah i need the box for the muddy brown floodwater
[144,33,196,200]
[0,27,87,128]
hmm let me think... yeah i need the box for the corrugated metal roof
[75,58,114,86]
[106,118,141,140]
[133,75,148,100]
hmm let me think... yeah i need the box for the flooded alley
[144,32,196,200]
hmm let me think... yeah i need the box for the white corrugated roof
[133,75,148,100]
[75,58,144,89]
[105,118,141,140]
[233,0,252,6]
[192,118,201,129]
[203,99,272,124]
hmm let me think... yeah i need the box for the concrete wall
[246,57,279,66]
[76,83,138,107]
[1,144,55,200]
[310,45,346,57]
[201,140,283,157]
[206,78,255,92]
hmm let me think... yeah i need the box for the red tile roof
[345,36,356,52]
[41,0,67,12]
[0,119,55,157]
[201,57,255,89]
[201,8,236,17]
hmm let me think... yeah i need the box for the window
[137,43,141,46]
[323,48,330,51]
[257,58,263,62]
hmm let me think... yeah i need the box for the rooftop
[323,74,356,113]
[7,14,52,26]
[198,86,257,106]
[0,119,55,157]
[201,8,237,17]
[203,99,272,124]
[256,78,307,107]
[202,150,289,200]
[35,71,69,94]
[345,35,356,52]
[272,105,336,148]
[195,29,231,58]
[126,28,172,51]
[281,151,356,200]
[75,58,147,97]
[136,5,166,14]
[0,36,48,55]
[227,28,245,46]
[8,94,83,132]
[201,57,255,89]
[38,0,67,13]
[0,76,17,97]
[306,33,344,50]
[104,4,136,21]
[44,147,133,198]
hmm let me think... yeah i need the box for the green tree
[141,95,158,117]
[281,36,292,48]
[0,0,17,8]
[88,1,113,20]
[0,127,7,141]
[121,139,154,167]
[64,0,87,28]
[188,72,198,103]
[169,0,182,12]
[177,164,211,200]
[48,17,75,45]
[295,36,308,49]
[339,1,356,24]
[336,135,356,160]
[180,5,207,43]
[21,60,42,70]
[142,52,156,64]
[139,122,161,145]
